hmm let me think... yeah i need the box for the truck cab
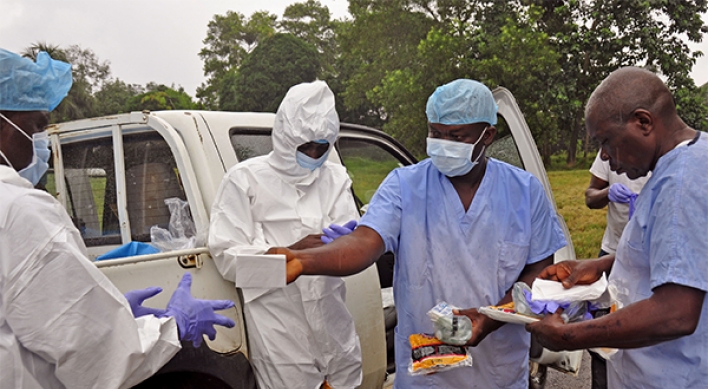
[45,87,577,388]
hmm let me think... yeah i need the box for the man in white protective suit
[0,47,235,389]
[209,80,362,389]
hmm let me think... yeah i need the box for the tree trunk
[582,128,591,166]
[565,110,583,167]
[566,126,578,167]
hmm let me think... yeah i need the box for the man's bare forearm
[296,226,386,277]
[542,283,704,350]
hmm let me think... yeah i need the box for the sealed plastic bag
[427,301,473,346]
[150,198,199,251]
[408,333,473,375]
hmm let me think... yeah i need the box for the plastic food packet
[427,302,473,346]
[408,333,473,375]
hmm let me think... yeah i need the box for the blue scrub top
[608,132,708,389]
[360,158,567,389]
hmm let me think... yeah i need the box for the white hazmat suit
[209,81,362,389]
[0,165,181,389]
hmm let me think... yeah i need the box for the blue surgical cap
[0,48,73,112]
[426,79,498,125]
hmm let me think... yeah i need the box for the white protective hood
[268,80,340,180]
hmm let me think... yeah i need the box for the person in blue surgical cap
[268,79,567,388]
[0,48,235,389]
[527,67,708,389]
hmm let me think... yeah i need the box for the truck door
[46,113,255,389]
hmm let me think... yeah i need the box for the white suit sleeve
[1,192,180,389]
[208,168,271,283]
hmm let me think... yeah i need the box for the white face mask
[0,113,50,186]
[426,127,487,177]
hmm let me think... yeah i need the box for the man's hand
[288,234,325,250]
[454,307,503,347]
[525,311,568,351]
[608,183,635,203]
[537,259,608,289]
[266,247,303,284]
[321,220,358,244]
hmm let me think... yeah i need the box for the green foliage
[281,0,338,77]
[21,43,197,120]
[221,34,320,112]
[197,10,278,108]
[94,79,144,116]
[336,0,708,164]
[126,84,197,112]
[529,0,708,164]
[336,0,433,129]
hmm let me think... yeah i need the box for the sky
[3,0,708,98]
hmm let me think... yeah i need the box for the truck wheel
[529,361,547,389]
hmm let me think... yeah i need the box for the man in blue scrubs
[527,67,708,388]
[271,79,567,388]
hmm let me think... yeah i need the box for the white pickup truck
[45,87,578,388]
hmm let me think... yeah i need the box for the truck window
[488,116,524,169]
[229,129,273,162]
[52,130,188,247]
[336,138,405,206]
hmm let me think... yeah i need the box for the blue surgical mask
[426,127,487,177]
[296,148,330,171]
[0,113,50,185]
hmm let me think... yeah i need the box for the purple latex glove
[165,273,236,347]
[321,220,358,244]
[608,183,635,203]
[124,287,168,318]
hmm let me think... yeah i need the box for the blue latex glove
[608,183,635,203]
[321,220,358,244]
[165,273,236,347]
[523,290,593,321]
[628,194,638,219]
[124,286,168,318]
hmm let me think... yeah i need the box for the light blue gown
[360,158,567,389]
[608,132,708,388]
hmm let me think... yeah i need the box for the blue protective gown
[359,158,567,389]
[607,132,708,389]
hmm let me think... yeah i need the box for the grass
[343,156,401,204]
[548,170,606,259]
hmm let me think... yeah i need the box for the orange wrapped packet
[408,333,473,375]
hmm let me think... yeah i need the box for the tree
[529,0,708,165]
[339,0,707,163]
[343,1,561,156]
[198,11,278,109]
[336,0,434,131]
[94,79,144,116]
[126,84,197,112]
[281,0,338,75]
[21,42,65,62]
[219,33,320,112]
